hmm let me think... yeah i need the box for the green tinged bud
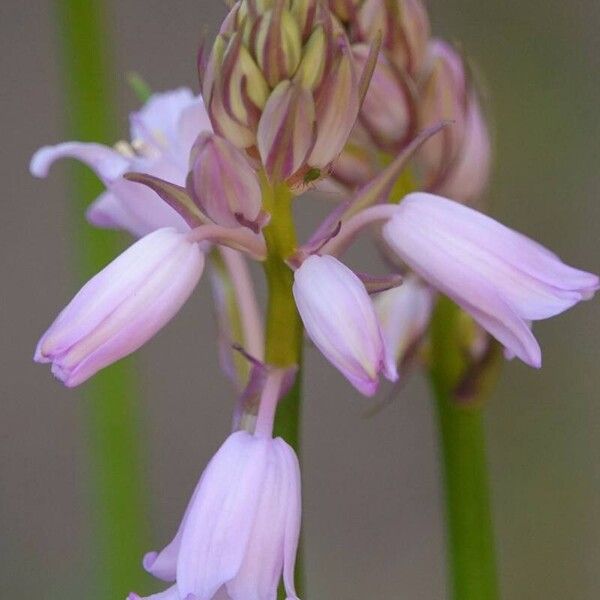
[202,0,371,190]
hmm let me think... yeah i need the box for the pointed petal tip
[354,377,379,397]
[143,551,159,573]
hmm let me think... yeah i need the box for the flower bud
[187,132,263,230]
[35,228,204,387]
[331,0,430,77]
[330,124,379,188]
[416,40,492,202]
[353,44,416,151]
[436,91,491,203]
[135,431,301,600]
[203,0,366,189]
[293,255,397,395]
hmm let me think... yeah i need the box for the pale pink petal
[144,463,211,583]
[176,432,269,600]
[375,276,433,372]
[30,142,128,182]
[279,439,301,600]
[293,255,397,396]
[86,192,145,233]
[225,441,288,599]
[383,194,598,366]
[130,88,196,148]
[35,228,204,386]
[177,99,214,159]
[127,585,180,600]
[438,93,491,203]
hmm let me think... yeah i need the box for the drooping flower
[293,254,397,395]
[133,430,301,600]
[374,275,433,374]
[35,228,204,386]
[30,88,212,237]
[382,193,599,367]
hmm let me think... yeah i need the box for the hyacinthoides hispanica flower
[31,1,599,599]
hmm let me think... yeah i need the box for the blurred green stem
[55,1,148,597]
[261,177,304,597]
[429,297,499,600]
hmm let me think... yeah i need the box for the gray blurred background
[2,1,599,598]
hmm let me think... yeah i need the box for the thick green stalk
[261,178,304,596]
[54,2,148,597]
[429,296,499,600]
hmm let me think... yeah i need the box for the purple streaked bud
[203,1,368,187]
[382,193,599,367]
[35,228,204,387]
[417,40,491,202]
[353,44,416,151]
[330,124,379,188]
[254,3,303,87]
[187,132,263,230]
[257,80,316,182]
[135,431,301,600]
[308,36,360,170]
[374,275,433,373]
[436,91,492,203]
[293,255,397,395]
[338,0,430,77]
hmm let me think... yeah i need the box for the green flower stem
[55,1,148,597]
[429,296,499,600]
[261,177,304,597]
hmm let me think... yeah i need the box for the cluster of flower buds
[201,0,373,189]
[329,0,491,203]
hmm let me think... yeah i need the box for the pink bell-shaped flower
[35,228,204,386]
[382,193,599,367]
[134,430,301,600]
[293,254,397,395]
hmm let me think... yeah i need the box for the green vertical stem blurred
[429,296,499,600]
[54,1,148,597]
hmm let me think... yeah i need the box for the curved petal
[30,142,129,182]
[176,432,269,600]
[391,194,599,320]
